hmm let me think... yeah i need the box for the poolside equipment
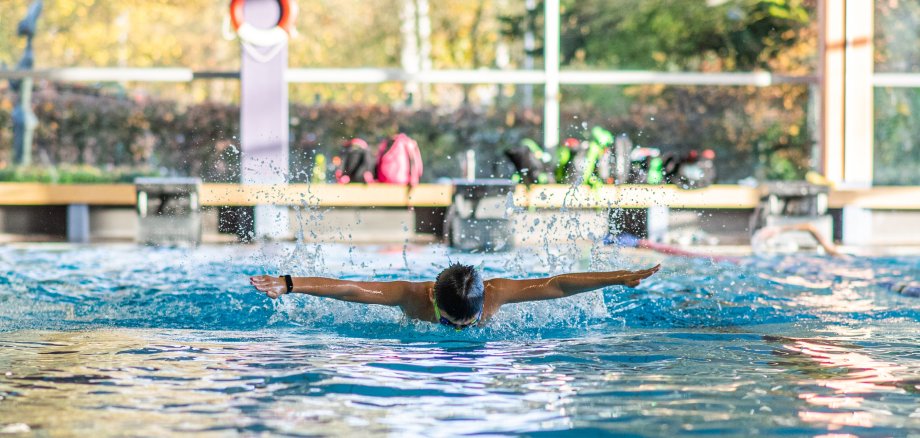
[233,0,298,239]
[229,0,297,47]
[335,138,375,184]
[445,179,516,252]
[610,134,633,184]
[135,177,202,245]
[662,149,717,189]
[7,1,42,166]
[461,150,477,181]
[556,127,615,188]
[627,148,716,189]
[312,153,327,183]
[504,138,553,185]
[555,138,580,183]
[376,134,424,185]
[627,147,664,184]
[750,181,832,252]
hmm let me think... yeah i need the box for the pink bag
[375,133,423,185]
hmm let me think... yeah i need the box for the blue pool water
[0,243,918,436]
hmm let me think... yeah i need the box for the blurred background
[0,0,918,248]
[4,0,903,184]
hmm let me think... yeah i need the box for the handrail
[874,73,920,88]
[0,68,817,86]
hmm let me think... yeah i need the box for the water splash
[1,245,917,337]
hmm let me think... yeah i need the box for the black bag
[335,138,376,184]
[663,149,717,189]
[505,146,553,185]
[505,138,554,184]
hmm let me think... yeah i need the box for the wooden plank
[1,183,918,210]
[829,187,920,210]
[200,184,414,207]
[407,184,452,207]
[203,184,482,208]
[0,183,135,205]
[526,184,760,209]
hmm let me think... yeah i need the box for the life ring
[229,0,297,47]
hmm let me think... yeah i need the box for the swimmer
[610,222,842,262]
[250,264,660,329]
[611,224,920,297]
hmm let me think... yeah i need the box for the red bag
[375,133,423,185]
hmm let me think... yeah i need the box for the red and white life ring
[229,0,297,47]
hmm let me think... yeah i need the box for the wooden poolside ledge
[1,182,919,210]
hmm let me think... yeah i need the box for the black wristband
[281,275,294,294]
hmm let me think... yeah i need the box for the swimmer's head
[433,263,484,323]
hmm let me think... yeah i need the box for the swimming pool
[0,243,918,436]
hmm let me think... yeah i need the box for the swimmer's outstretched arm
[486,265,660,304]
[249,275,430,306]
[753,223,841,257]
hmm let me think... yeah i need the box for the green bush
[0,83,813,183]
[874,88,920,186]
[0,164,163,183]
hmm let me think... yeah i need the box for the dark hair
[434,264,484,320]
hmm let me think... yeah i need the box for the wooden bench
[0,183,920,210]
[1,182,918,243]
[2,182,917,209]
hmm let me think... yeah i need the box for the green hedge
[0,83,812,183]
[0,164,162,183]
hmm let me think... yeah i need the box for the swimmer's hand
[625,264,660,287]
[250,275,287,299]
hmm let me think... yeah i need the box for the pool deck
[1,182,919,248]
[2,182,920,209]
[2,239,917,258]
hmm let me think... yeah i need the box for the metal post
[842,205,873,246]
[522,0,536,109]
[400,0,420,105]
[647,206,669,243]
[67,204,90,244]
[416,0,432,102]
[12,77,37,166]
[9,1,42,167]
[543,0,560,151]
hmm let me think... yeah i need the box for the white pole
[400,0,420,105]
[240,0,290,240]
[416,0,432,102]
[543,0,560,150]
[522,0,536,109]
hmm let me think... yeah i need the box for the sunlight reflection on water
[0,244,918,436]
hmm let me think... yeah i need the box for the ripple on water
[0,245,918,436]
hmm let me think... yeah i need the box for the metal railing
[873,73,920,88]
[0,67,819,86]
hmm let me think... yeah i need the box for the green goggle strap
[433,298,463,331]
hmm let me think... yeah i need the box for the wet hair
[434,264,484,321]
